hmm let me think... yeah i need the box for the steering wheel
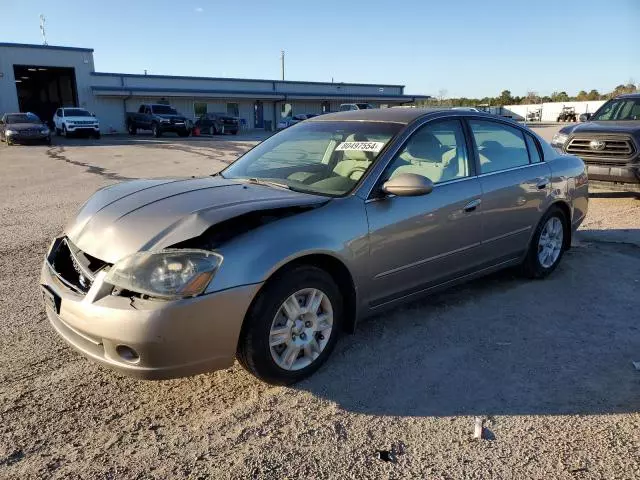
[344,166,369,179]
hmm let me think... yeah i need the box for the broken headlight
[105,249,222,299]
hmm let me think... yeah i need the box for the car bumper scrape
[40,259,262,380]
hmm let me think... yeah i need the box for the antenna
[39,14,48,45]
[281,50,285,81]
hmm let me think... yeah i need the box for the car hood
[563,121,640,136]
[66,177,327,263]
[64,116,97,122]
[156,114,187,120]
[7,122,45,130]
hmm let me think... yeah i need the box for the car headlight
[40,127,49,134]
[105,249,223,299]
[160,119,170,123]
[6,129,17,135]
[551,133,569,147]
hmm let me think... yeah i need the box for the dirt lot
[1,130,639,479]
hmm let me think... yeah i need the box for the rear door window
[468,120,530,174]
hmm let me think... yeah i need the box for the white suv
[53,108,101,138]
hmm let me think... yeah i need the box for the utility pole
[40,14,48,45]
[281,50,285,81]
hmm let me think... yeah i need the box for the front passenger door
[365,119,484,306]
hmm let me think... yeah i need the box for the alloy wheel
[538,216,563,268]
[269,288,333,371]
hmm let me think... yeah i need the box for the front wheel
[55,128,61,136]
[93,131,101,139]
[177,129,190,137]
[521,207,567,279]
[237,266,343,385]
[152,123,162,138]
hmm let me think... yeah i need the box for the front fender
[205,196,370,294]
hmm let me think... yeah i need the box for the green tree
[587,89,601,100]
[576,90,588,101]
[551,91,570,102]
[498,89,513,105]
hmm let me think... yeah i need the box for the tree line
[418,82,638,107]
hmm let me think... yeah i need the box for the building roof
[0,42,94,52]
[92,72,405,89]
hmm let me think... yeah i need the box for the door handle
[463,199,482,212]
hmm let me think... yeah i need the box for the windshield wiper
[247,178,295,191]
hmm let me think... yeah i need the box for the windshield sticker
[336,141,385,153]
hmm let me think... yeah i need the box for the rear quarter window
[525,133,543,163]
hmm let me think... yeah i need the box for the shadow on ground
[293,229,640,417]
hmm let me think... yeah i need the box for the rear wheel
[237,266,343,385]
[521,207,567,279]
[128,123,137,135]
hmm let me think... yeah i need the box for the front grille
[566,136,635,162]
[47,238,108,294]
[21,129,40,136]
[74,121,95,125]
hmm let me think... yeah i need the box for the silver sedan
[40,109,588,384]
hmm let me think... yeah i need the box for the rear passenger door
[466,118,552,263]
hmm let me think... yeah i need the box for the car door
[53,109,62,129]
[466,118,552,263]
[365,118,484,306]
[143,106,152,128]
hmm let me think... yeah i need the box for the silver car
[40,109,588,385]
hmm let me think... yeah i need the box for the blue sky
[1,0,638,98]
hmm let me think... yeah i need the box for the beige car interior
[332,133,375,181]
[389,128,467,183]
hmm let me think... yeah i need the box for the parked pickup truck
[126,104,190,137]
[551,93,640,190]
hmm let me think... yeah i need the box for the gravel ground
[1,131,639,479]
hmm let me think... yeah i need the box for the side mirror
[382,173,434,197]
[579,113,592,122]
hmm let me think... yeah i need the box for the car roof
[616,93,640,99]
[309,107,504,124]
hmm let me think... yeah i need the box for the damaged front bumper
[40,252,262,380]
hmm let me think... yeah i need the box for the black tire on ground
[128,123,137,136]
[93,131,101,139]
[152,123,162,138]
[520,206,568,279]
[231,129,239,135]
[211,125,217,135]
[55,128,61,136]
[44,137,51,146]
[63,125,71,138]
[237,265,343,385]
[6,137,13,146]
[178,129,190,137]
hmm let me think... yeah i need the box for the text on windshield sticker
[336,141,385,153]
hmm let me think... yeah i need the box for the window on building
[281,103,292,118]
[227,103,239,117]
[194,102,207,117]
[468,120,530,174]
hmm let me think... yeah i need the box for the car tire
[177,129,189,137]
[237,265,343,385]
[63,125,70,138]
[152,123,162,138]
[231,130,239,135]
[128,123,137,136]
[6,137,13,146]
[55,128,61,136]
[521,206,568,279]
[44,136,51,146]
[94,131,101,139]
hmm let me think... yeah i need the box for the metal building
[0,42,427,133]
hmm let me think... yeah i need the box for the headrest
[406,131,442,162]
[342,133,372,161]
